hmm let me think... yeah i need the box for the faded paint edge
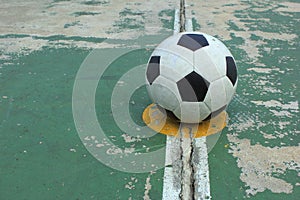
[174,9,181,35]
[162,136,182,200]
[193,137,211,200]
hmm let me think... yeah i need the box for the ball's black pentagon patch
[226,56,237,86]
[177,34,209,51]
[203,104,227,121]
[146,56,160,85]
[177,71,210,102]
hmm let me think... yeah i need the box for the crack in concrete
[180,0,186,32]
[190,136,196,200]
[179,127,195,200]
[179,132,185,199]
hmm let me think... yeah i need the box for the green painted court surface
[0,0,299,199]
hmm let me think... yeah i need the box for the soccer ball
[145,32,238,123]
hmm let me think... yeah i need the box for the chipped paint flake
[185,0,298,62]
[121,134,142,143]
[247,67,284,74]
[143,175,152,200]
[0,0,176,57]
[251,100,299,110]
[228,135,300,196]
[69,148,76,152]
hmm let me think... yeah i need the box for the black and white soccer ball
[145,32,238,123]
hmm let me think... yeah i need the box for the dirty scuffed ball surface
[146,32,238,123]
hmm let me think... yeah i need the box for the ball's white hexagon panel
[204,33,232,56]
[200,45,228,77]
[204,77,228,111]
[173,101,210,123]
[156,33,194,64]
[222,76,238,103]
[149,75,181,112]
[151,48,194,82]
[193,49,223,82]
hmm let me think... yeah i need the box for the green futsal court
[0,0,299,199]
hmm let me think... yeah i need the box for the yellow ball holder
[142,104,227,138]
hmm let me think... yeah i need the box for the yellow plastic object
[142,104,227,138]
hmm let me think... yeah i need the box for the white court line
[173,9,181,35]
[162,136,181,200]
[162,8,181,200]
[185,18,193,32]
[192,137,211,200]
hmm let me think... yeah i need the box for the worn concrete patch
[185,0,300,198]
[0,0,177,57]
[185,0,298,63]
[228,134,300,196]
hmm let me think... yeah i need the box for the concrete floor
[0,0,299,199]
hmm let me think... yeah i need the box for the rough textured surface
[193,137,211,200]
[0,0,177,57]
[186,0,299,198]
[0,0,178,199]
[1,0,299,199]
[180,133,193,200]
[228,135,299,196]
[163,136,181,200]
